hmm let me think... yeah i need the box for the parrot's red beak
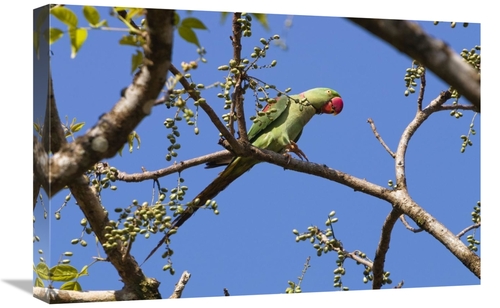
[321,97,344,115]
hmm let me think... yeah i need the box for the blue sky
[0,2,490,307]
[31,5,482,298]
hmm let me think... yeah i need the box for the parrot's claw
[284,153,292,164]
[284,141,309,162]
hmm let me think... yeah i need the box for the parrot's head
[321,96,344,116]
[304,88,344,116]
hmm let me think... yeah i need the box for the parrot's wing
[247,94,292,142]
[206,95,292,169]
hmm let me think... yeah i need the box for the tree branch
[68,175,161,299]
[116,150,232,182]
[394,91,452,188]
[387,89,480,278]
[372,208,402,289]
[43,66,66,154]
[349,18,480,111]
[33,286,143,303]
[237,108,480,278]
[417,67,426,111]
[457,223,481,239]
[231,12,249,142]
[34,67,66,207]
[399,214,423,233]
[168,271,191,299]
[168,64,242,155]
[367,118,395,158]
[315,228,373,268]
[46,9,175,196]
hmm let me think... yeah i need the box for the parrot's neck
[289,100,317,126]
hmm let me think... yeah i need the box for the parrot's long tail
[142,156,256,264]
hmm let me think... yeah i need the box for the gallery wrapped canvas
[31,2,480,306]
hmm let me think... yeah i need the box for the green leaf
[178,26,200,47]
[70,121,85,133]
[60,281,82,291]
[173,12,180,26]
[119,35,141,47]
[134,132,141,148]
[127,8,145,20]
[83,6,100,27]
[94,19,109,28]
[51,6,78,28]
[49,264,78,281]
[35,277,45,287]
[131,50,143,74]
[69,27,88,58]
[251,13,269,30]
[79,265,89,277]
[44,28,64,45]
[33,31,40,59]
[114,8,142,33]
[181,17,208,30]
[219,12,229,24]
[35,7,50,31]
[127,131,141,153]
[35,262,49,280]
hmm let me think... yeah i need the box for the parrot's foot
[284,141,309,162]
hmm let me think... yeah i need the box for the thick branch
[34,67,66,207]
[240,136,480,278]
[68,175,161,299]
[46,9,175,196]
[33,287,143,303]
[43,66,66,154]
[349,18,480,111]
[372,208,402,289]
[33,137,49,201]
[389,89,480,278]
[394,91,451,188]
[389,190,480,278]
[247,146,393,200]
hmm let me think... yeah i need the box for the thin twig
[435,104,477,111]
[367,118,395,158]
[417,68,426,111]
[296,256,311,289]
[116,150,232,182]
[169,271,191,299]
[399,215,423,233]
[315,227,373,269]
[231,13,249,142]
[456,223,481,238]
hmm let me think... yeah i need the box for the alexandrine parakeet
[144,87,343,263]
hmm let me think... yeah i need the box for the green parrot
[143,87,343,263]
